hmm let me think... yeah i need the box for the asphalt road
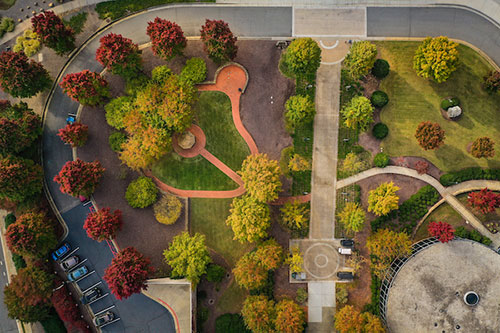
[0,251,17,333]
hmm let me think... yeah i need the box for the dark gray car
[59,256,79,271]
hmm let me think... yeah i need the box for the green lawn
[216,280,248,314]
[376,42,500,172]
[0,0,16,10]
[152,91,249,191]
[414,200,468,241]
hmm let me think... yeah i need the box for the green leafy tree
[274,298,306,333]
[366,229,412,279]
[415,121,445,150]
[470,137,495,158]
[284,94,315,131]
[105,96,134,130]
[125,176,158,208]
[280,201,309,232]
[337,202,365,233]
[413,36,459,83]
[282,38,321,76]
[0,156,42,204]
[368,181,400,216]
[343,41,377,78]
[163,232,211,285]
[226,195,271,243]
[341,96,374,131]
[180,57,207,84]
[241,296,275,333]
[233,252,268,290]
[239,153,282,203]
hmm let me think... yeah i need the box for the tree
[286,246,304,273]
[341,96,374,131]
[415,121,445,150]
[13,29,41,57]
[0,51,51,98]
[53,159,105,198]
[340,152,367,177]
[0,101,41,155]
[103,247,154,300]
[413,36,459,83]
[57,122,88,147]
[346,251,367,275]
[361,312,385,333]
[483,70,500,94]
[60,70,110,106]
[366,229,412,278]
[239,153,282,203]
[83,207,122,241]
[467,188,500,214]
[200,19,237,64]
[428,221,455,243]
[180,57,207,84]
[470,137,495,158]
[337,202,365,233]
[163,232,211,285]
[274,299,306,333]
[280,201,309,232]
[233,252,268,290]
[120,126,172,170]
[31,11,75,55]
[282,38,321,76]
[6,211,57,259]
[285,94,315,131]
[4,266,53,322]
[147,18,186,60]
[153,194,182,225]
[367,181,400,216]
[253,239,283,271]
[0,156,42,204]
[334,305,364,333]
[51,283,87,330]
[125,176,158,208]
[288,154,310,172]
[414,160,429,175]
[96,33,142,78]
[343,41,377,79]
[226,195,271,243]
[105,96,134,130]
[241,296,275,333]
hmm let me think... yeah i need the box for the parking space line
[99,317,121,328]
[73,270,95,284]
[82,281,102,294]
[58,246,80,261]
[94,304,115,316]
[87,293,109,306]
[68,258,88,271]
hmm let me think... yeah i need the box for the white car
[338,247,352,255]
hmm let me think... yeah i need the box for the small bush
[372,122,388,139]
[124,73,149,96]
[215,313,250,333]
[336,285,348,306]
[483,71,500,94]
[4,213,16,228]
[371,59,390,79]
[153,194,182,225]
[125,176,158,208]
[440,97,460,110]
[109,131,127,152]
[370,90,389,108]
[64,12,88,34]
[206,264,225,283]
[180,58,207,84]
[105,96,134,130]
[152,65,173,85]
[440,168,500,186]
[40,310,66,333]
[373,152,389,168]
[12,253,26,270]
[296,287,308,304]
[0,17,15,37]
[279,146,295,176]
[279,52,294,79]
[454,226,492,245]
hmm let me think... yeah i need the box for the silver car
[60,255,79,271]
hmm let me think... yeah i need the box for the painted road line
[82,281,102,294]
[94,304,116,316]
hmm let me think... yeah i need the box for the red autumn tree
[428,221,455,243]
[104,247,154,300]
[0,156,43,204]
[96,33,142,79]
[84,207,122,241]
[53,159,105,198]
[51,283,80,326]
[0,101,41,155]
[470,137,495,159]
[60,70,110,106]
[0,51,51,98]
[415,121,445,150]
[146,18,186,60]
[467,188,500,214]
[31,11,75,55]
[57,122,88,147]
[200,19,238,64]
[414,160,429,175]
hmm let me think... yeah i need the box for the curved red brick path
[152,64,310,203]
[172,125,206,158]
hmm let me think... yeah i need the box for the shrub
[146,18,186,60]
[415,160,429,175]
[109,131,127,152]
[285,94,315,131]
[370,90,389,108]
[341,95,374,131]
[413,36,459,83]
[63,12,87,34]
[483,71,500,94]
[440,97,460,110]
[415,121,445,150]
[151,65,173,84]
[57,122,88,147]
[0,17,15,37]
[344,41,377,79]
[428,221,454,243]
[281,37,321,76]
[180,58,207,84]
[455,226,492,245]
[215,313,249,333]
[296,287,308,304]
[31,11,75,55]
[336,285,348,306]
[289,154,310,172]
[205,264,225,283]
[4,213,16,227]
[12,253,26,270]
[40,311,66,333]
[125,176,158,208]
[200,19,237,64]
[105,96,134,130]
[373,152,389,168]
[371,59,390,79]
[440,168,500,186]
[153,194,182,225]
[13,29,41,57]
[470,137,495,159]
[372,122,388,139]
[53,159,104,198]
[279,146,294,175]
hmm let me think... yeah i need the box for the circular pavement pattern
[387,240,500,332]
[304,243,340,279]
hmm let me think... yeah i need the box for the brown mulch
[361,74,380,98]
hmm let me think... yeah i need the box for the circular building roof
[386,240,500,332]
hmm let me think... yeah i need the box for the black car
[81,287,102,305]
[94,311,115,327]
[340,239,354,248]
[337,271,354,280]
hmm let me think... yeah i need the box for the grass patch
[0,0,16,10]
[376,41,500,172]
[64,12,88,34]
[335,184,361,238]
[291,123,313,196]
[216,280,248,314]
[414,201,467,241]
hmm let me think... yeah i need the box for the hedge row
[455,226,492,246]
[440,167,500,186]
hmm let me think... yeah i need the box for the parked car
[94,311,115,327]
[337,271,354,280]
[51,243,71,261]
[338,247,352,255]
[340,239,354,248]
[81,287,102,305]
[67,266,89,282]
[60,256,79,271]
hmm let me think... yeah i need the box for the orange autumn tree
[252,239,283,271]
[274,298,306,333]
[233,252,268,291]
[366,228,412,278]
[241,296,275,333]
[334,305,385,333]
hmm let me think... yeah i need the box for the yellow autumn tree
[239,153,282,203]
[280,201,309,233]
[413,36,459,83]
[341,96,374,131]
[338,202,366,233]
[334,305,386,333]
[241,296,276,333]
[340,152,367,177]
[286,245,304,273]
[343,41,377,79]
[368,181,400,216]
[226,195,271,243]
[233,253,268,290]
[274,298,306,333]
